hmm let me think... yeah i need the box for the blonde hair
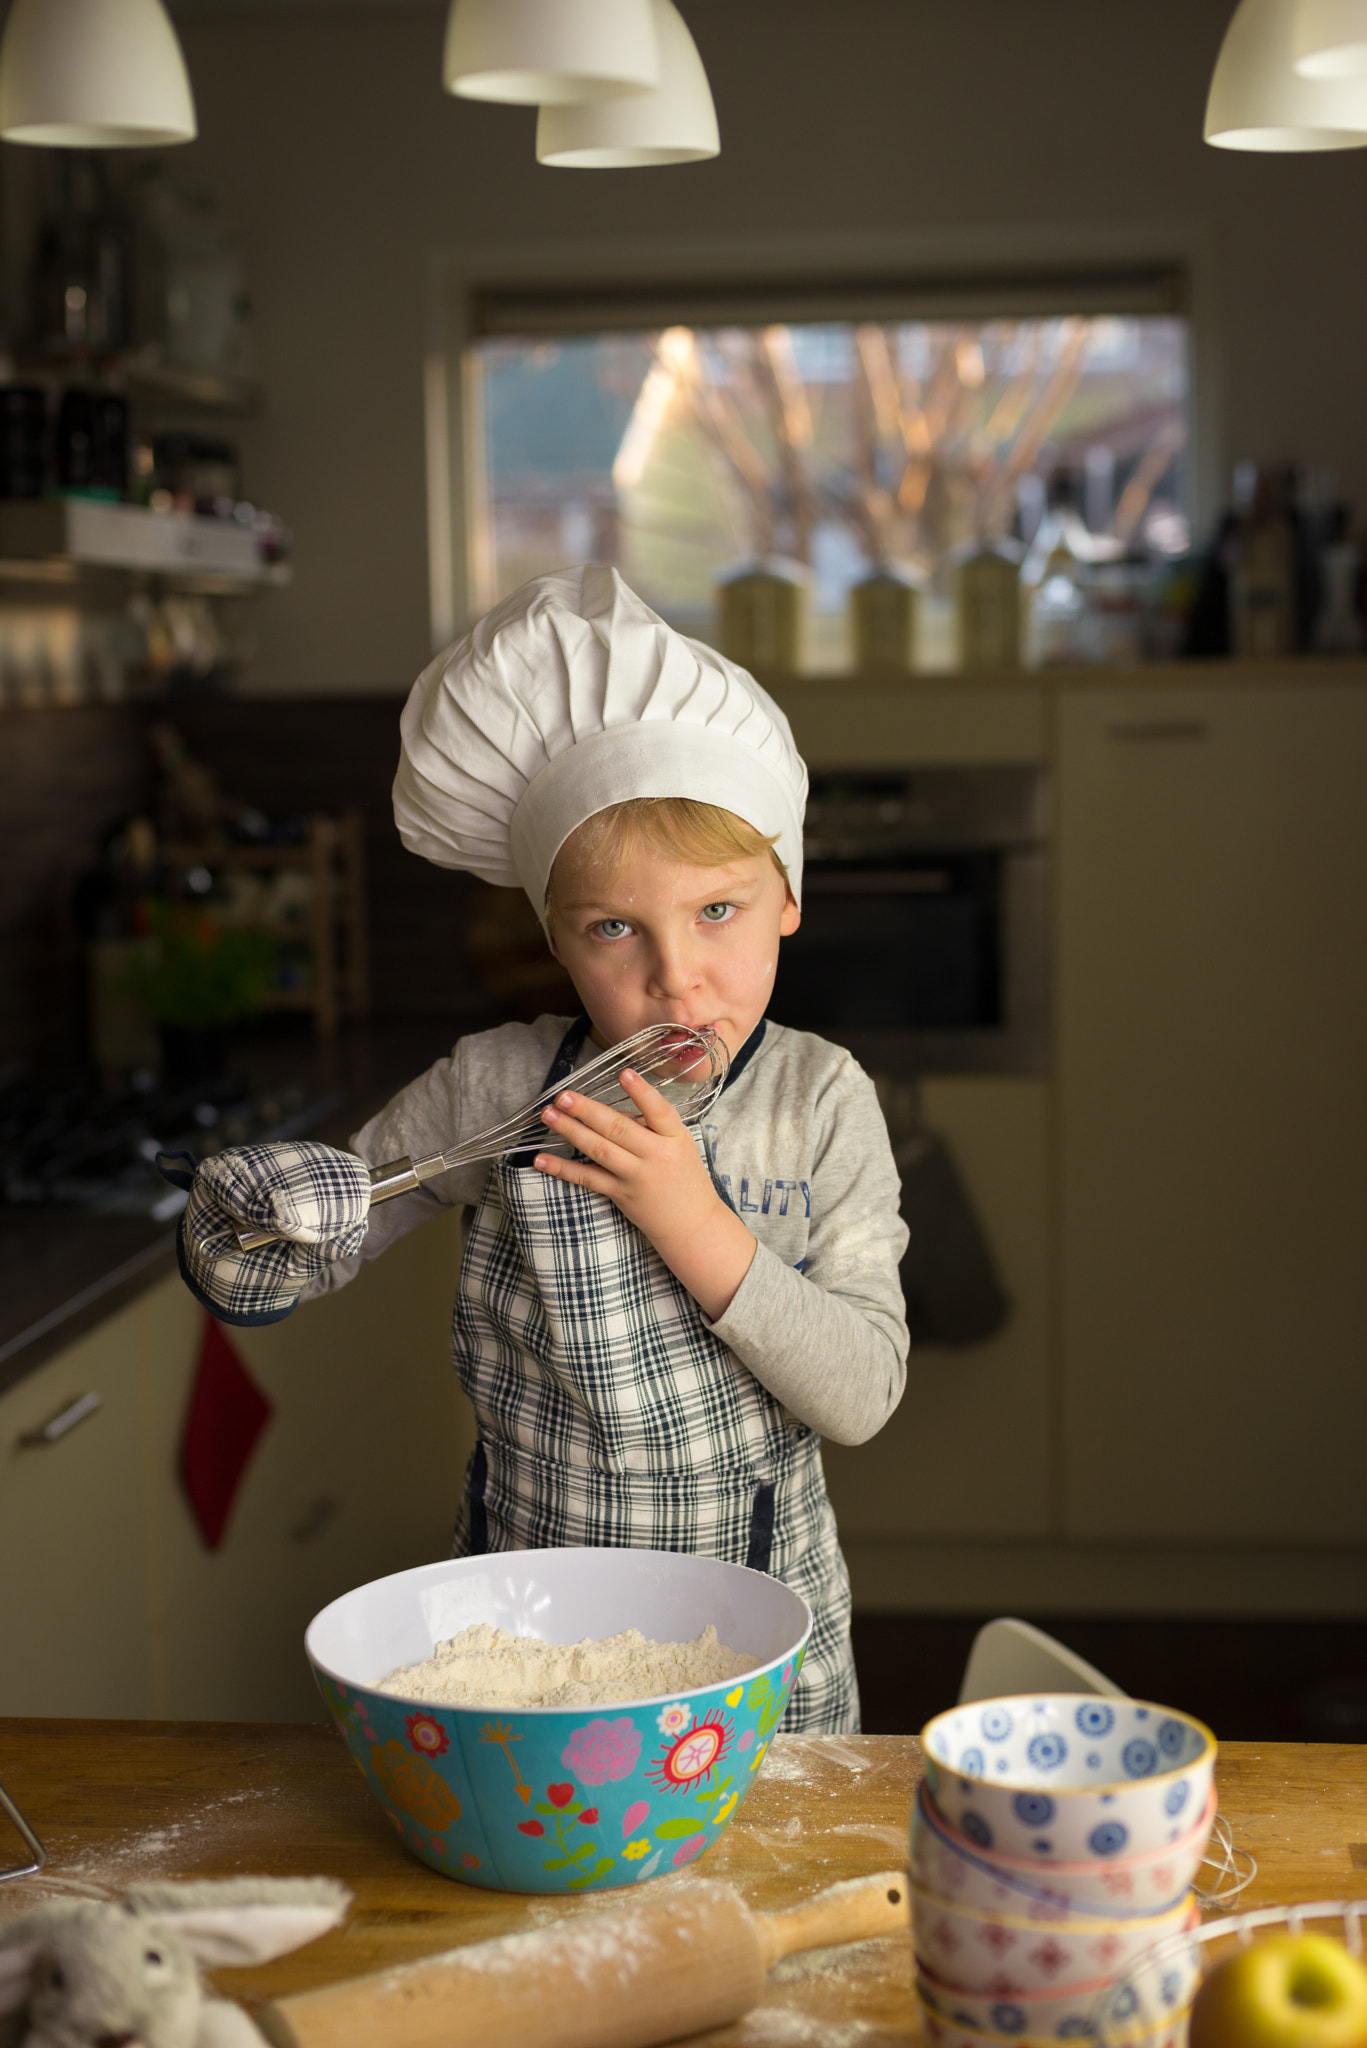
[547,797,788,911]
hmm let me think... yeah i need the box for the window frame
[425,224,1219,652]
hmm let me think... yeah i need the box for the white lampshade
[443,0,659,105]
[537,0,718,167]
[1205,0,1367,146]
[1293,0,1367,75]
[0,0,196,146]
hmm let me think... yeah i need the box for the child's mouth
[655,1023,723,1078]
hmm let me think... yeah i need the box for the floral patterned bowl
[918,1996,1190,2048]
[305,1546,811,1894]
[911,1778,1219,1918]
[911,1882,1199,1994]
[921,1697,1217,1863]
[916,1943,1200,2041]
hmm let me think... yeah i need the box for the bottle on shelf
[714,557,808,673]
[0,386,47,500]
[1020,469,1096,666]
[1226,462,1298,659]
[1312,505,1365,652]
[949,535,1023,670]
[848,562,921,674]
[28,153,130,361]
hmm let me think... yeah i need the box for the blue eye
[595,918,630,940]
[699,902,734,923]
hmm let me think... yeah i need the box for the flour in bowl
[378,1622,758,1708]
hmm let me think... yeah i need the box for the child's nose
[646,934,702,1000]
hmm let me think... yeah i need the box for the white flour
[377,1622,757,1708]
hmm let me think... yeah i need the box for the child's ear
[780,886,801,937]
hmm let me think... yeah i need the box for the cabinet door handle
[1106,719,1210,743]
[15,1391,101,1449]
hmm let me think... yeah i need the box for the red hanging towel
[179,1316,274,1550]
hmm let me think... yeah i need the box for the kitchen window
[448,267,1190,670]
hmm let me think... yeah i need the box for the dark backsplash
[0,695,576,1076]
[0,705,151,1072]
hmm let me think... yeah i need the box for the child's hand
[534,1066,757,1319]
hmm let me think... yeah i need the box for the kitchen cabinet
[782,669,1367,1613]
[1057,682,1367,1544]
[0,1306,157,1718]
[0,1206,476,1722]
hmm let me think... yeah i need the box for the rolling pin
[257,1868,909,2048]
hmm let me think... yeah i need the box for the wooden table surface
[2,1722,1366,2047]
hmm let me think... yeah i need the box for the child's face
[547,835,800,1059]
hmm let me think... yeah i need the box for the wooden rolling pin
[257,1868,909,2048]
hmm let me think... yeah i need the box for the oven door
[769,847,1049,1075]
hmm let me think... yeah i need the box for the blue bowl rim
[305,1546,814,1716]
[919,1693,1217,1796]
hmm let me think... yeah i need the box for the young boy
[177,566,909,1733]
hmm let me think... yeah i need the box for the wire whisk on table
[1193,1811,1258,1909]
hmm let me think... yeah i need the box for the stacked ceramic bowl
[912,1696,1218,2048]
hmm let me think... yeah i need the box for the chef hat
[393,564,808,910]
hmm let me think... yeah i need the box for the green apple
[1189,1934,1367,2048]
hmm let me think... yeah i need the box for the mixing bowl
[306,1546,811,1893]
[911,1883,1199,1993]
[911,1778,1218,1918]
[921,1696,1217,1862]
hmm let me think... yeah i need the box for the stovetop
[0,1071,342,1221]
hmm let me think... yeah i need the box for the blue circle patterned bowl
[910,1776,1218,1918]
[920,1695,1216,1863]
[306,1547,811,1893]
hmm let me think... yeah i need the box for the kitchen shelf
[6,351,263,419]
[122,360,263,417]
[163,811,370,1040]
[762,654,1367,692]
[0,499,279,587]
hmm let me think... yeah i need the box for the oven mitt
[160,1140,372,1326]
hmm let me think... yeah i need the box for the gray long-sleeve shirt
[306,1016,910,1447]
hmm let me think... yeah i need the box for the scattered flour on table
[377,1622,757,1708]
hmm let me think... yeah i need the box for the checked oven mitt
[164,1141,372,1326]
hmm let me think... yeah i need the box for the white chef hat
[393,564,808,911]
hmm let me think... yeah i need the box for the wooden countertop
[2,1723,1365,2044]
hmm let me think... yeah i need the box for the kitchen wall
[9,0,1356,699]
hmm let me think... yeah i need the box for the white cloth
[392,564,808,910]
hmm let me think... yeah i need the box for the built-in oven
[769,764,1050,1075]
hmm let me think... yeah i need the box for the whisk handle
[234,1155,425,1252]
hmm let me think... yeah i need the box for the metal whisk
[234,1023,728,1251]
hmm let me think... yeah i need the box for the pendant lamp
[0,0,196,147]
[537,0,718,167]
[1205,0,1367,146]
[1293,0,1367,76]
[443,0,659,105]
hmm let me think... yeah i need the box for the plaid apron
[448,1019,859,1734]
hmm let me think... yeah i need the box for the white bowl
[911,1882,1199,1994]
[917,1943,1201,2040]
[921,1695,1217,1863]
[307,1547,811,1893]
[918,1998,1191,2048]
[911,1778,1218,1918]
